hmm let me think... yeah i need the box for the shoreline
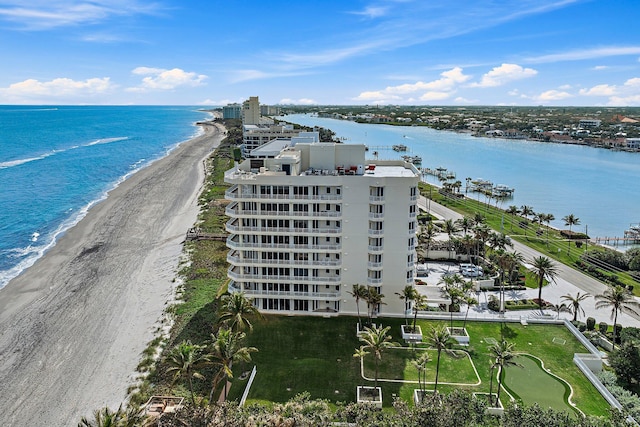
[0,121,225,426]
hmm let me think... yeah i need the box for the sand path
[0,122,224,426]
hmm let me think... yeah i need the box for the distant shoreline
[0,121,224,426]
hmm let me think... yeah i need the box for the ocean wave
[0,136,129,169]
[85,136,129,146]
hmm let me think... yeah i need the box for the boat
[392,144,408,152]
[492,184,515,198]
[401,155,422,164]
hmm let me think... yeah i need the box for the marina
[282,114,640,246]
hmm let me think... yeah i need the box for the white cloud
[624,78,640,88]
[579,84,617,97]
[353,67,470,103]
[470,63,537,88]
[0,1,162,30]
[128,67,207,92]
[0,76,113,101]
[349,6,389,19]
[279,98,317,105]
[533,90,573,102]
[454,96,478,104]
[592,65,609,71]
[526,46,640,64]
[419,91,451,101]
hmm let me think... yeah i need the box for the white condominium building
[224,142,420,317]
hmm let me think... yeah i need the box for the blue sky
[1,0,639,106]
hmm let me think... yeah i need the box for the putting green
[503,354,578,414]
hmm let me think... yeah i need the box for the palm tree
[208,328,258,402]
[411,293,428,333]
[529,256,558,310]
[442,219,459,256]
[427,326,459,392]
[561,292,591,322]
[549,302,571,319]
[165,340,209,405]
[395,285,418,326]
[455,216,474,236]
[365,286,385,326]
[505,205,519,231]
[562,214,581,255]
[77,405,140,427]
[218,292,263,332]
[348,284,368,329]
[487,232,512,252]
[419,223,436,266]
[458,234,476,263]
[439,273,468,329]
[595,285,640,349]
[472,222,491,258]
[462,295,478,330]
[412,351,431,400]
[357,325,400,388]
[520,205,534,237]
[489,340,522,406]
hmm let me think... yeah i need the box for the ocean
[0,106,209,290]
[283,114,640,247]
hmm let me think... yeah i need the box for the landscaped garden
[226,315,611,417]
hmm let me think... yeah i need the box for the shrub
[586,317,596,331]
[487,295,500,312]
[599,322,608,334]
[615,324,624,343]
[578,323,587,332]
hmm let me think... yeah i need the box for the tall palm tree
[561,292,591,322]
[419,223,436,266]
[472,222,491,258]
[365,286,385,325]
[412,351,431,399]
[455,216,474,236]
[357,325,399,388]
[529,256,559,310]
[489,340,522,406]
[411,293,428,333]
[395,285,418,326]
[348,284,368,329]
[442,219,459,256]
[165,340,209,405]
[595,285,640,349]
[505,205,520,231]
[462,295,478,330]
[487,232,512,252]
[208,328,258,402]
[218,292,263,332]
[427,326,459,392]
[520,205,534,237]
[458,234,476,262]
[562,214,581,255]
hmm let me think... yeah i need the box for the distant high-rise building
[242,96,261,125]
[222,103,242,119]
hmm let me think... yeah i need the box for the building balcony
[229,281,341,299]
[225,221,341,235]
[226,238,342,251]
[225,190,342,201]
[368,212,384,219]
[225,206,341,218]
[227,254,341,267]
[227,269,341,284]
[369,195,385,203]
[368,229,384,236]
[367,277,383,285]
[367,245,384,252]
[368,261,383,269]
[410,194,418,201]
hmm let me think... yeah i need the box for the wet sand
[0,122,225,426]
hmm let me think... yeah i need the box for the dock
[591,236,640,246]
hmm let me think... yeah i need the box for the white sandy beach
[0,122,224,426]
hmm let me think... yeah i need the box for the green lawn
[503,354,577,414]
[227,316,611,416]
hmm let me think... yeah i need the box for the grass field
[226,316,611,416]
[503,354,578,414]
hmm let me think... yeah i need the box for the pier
[591,236,640,246]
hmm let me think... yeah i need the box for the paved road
[417,195,640,327]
